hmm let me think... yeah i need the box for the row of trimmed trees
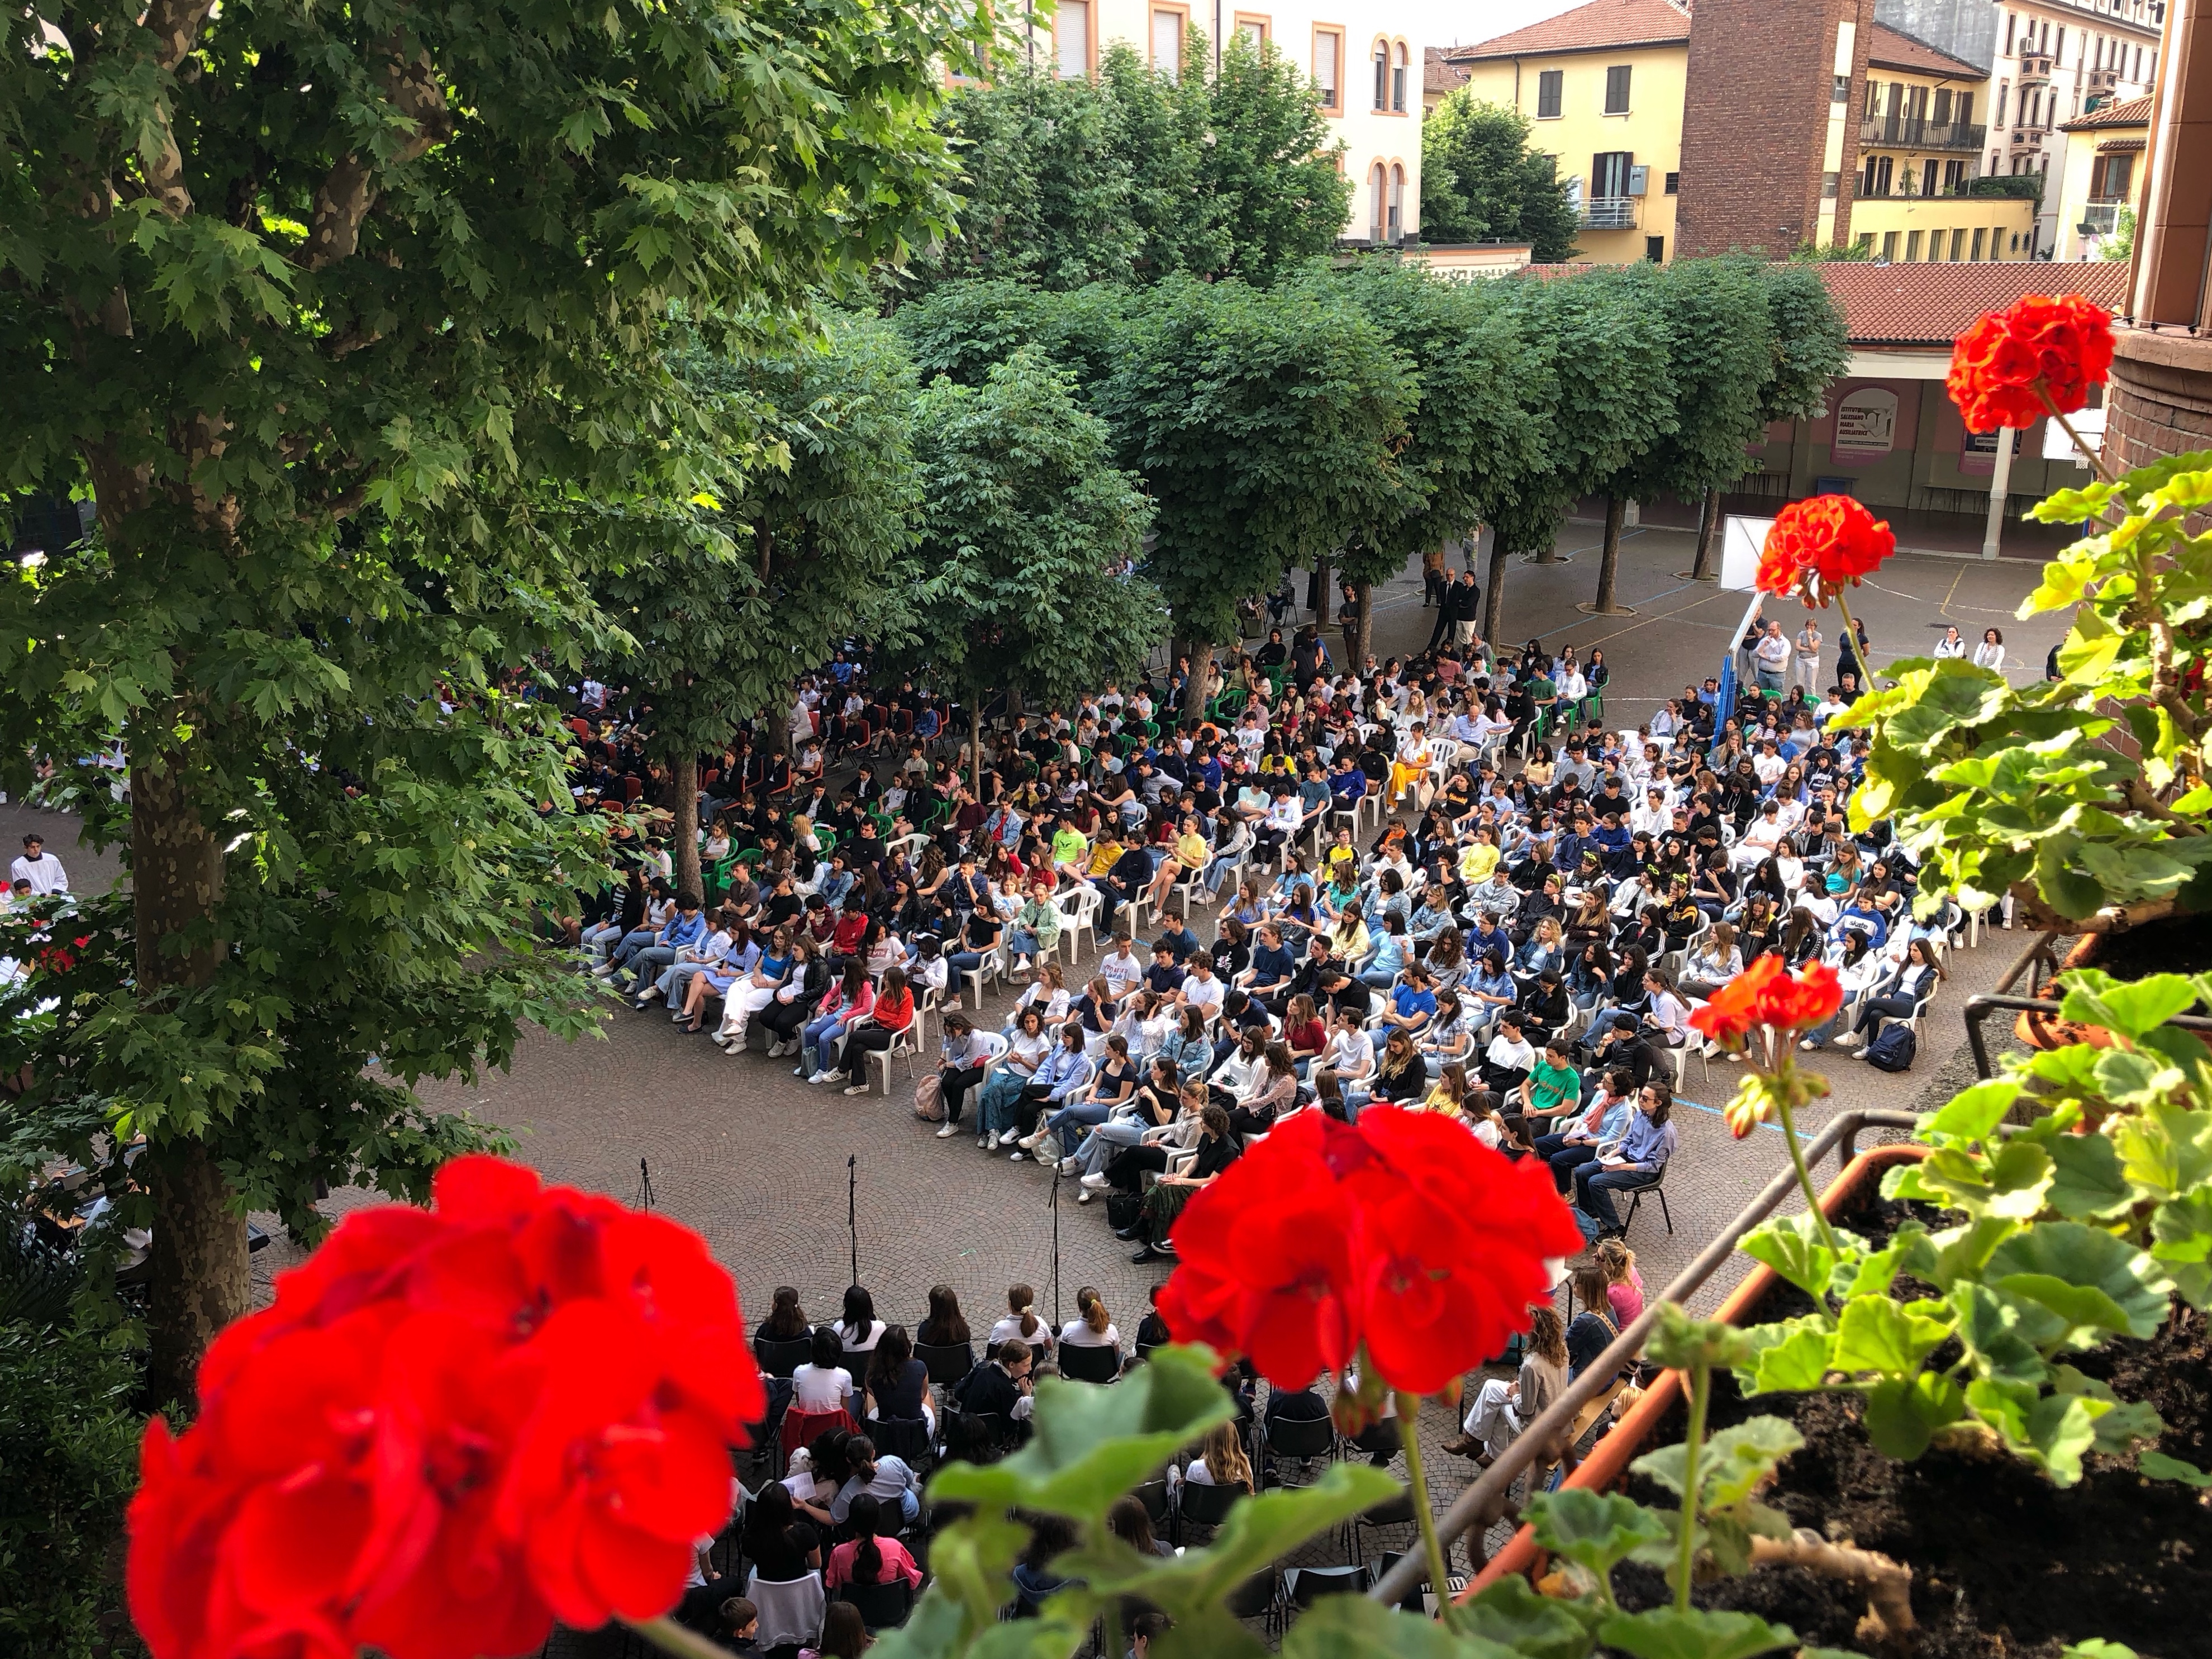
[891,255,1848,715]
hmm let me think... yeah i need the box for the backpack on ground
[914,1072,944,1121]
[1864,1023,1916,1072]
[1105,1190,1144,1232]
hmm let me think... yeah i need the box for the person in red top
[830,905,869,961]
[834,965,916,1095]
[822,1494,922,1592]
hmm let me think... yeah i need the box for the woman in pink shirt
[1597,1237,1645,1325]
[824,1494,922,1592]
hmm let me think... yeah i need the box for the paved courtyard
[6,515,2064,1579]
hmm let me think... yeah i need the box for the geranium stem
[1773,1093,1842,1259]
[625,1615,740,1659]
[1675,1363,1710,1615]
[1397,1391,1460,1625]
[1832,590,1863,682]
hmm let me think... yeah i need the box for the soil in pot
[1612,1186,2212,1659]
[2087,915,2212,985]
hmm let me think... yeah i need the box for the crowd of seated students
[562,612,1964,1225]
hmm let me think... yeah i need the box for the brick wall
[1677,0,1877,257]
[2106,327,2212,473]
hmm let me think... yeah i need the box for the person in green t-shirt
[1518,1039,1582,1134]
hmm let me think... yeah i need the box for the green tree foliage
[894,279,1133,392]
[0,0,988,1399]
[1328,260,1550,660]
[597,316,924,897]
[917,32,1349,291]
[0,1322,145,1659]
[1481,267,1675,636]
[1094,276,1415,710]
[908,351,1165,785]
[1421,92,1582,262]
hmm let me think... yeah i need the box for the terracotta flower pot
[1462,1141,1927,1599]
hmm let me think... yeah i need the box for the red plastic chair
[622,774,645,803]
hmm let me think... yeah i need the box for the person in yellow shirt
[1051,820,1091,877]
[1085,832,1126,879]
[1147,814,1212,916]
[1418,1062,1470,1120]
[1458,827,1501,886]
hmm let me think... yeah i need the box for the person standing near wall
[1792,617,1823,695]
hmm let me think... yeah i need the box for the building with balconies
[1983,0,2161,253]
[1850,23,2034,259]
[2052,91,2151,259]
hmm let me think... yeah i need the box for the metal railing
[1581,197,1638,230]
[1369,1105,1923,1610]
[1960,929,2212,1078]
[2018,52,2052,81]
[2080,202,2123,235]
[1859,116,1986,150]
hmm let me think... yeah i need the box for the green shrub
[0,1320,146,1659]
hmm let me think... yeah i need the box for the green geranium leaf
[1596,1607,1799,1659]
[1952,1281,2062,1385]
[1920,1078,2020,1142]
[876,1509,1035,1657]
[1832,1294,1953,1376]
[2061,1641,2140,1659]
[1282,1590,1525,1659]
[1740,1212,1845,1302]
[2057,970,2200,1041]
[1065,1461,1397,1651]
[930,1343,1233,1519]
[1737,1317,1837,1396]
[1986,1223,2175,1342]
[1697,1416,1807,1511]
[2044,1131,2134,1220]
[1529,1489,1671,1577]
[1834,1233,1916,1303]
[1863,1371,1967,1460]
[2140,1450,2212,1487]
[1457,1574,1601,1659]
[1647,1305,1756,1373]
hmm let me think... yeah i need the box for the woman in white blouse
[791,1327,857,1414]
[1932,625,1967,659]
[1972,628,2006,671]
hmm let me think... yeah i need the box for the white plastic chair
[1059,886,1102,966]
[865,1018,926,1096]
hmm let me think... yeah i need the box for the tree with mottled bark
[0,0,987,1401]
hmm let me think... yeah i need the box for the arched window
[1387,163,1405,239]
[1369,162,1387,241]
[1392,44,1409,112]
[1373,40,1390,110]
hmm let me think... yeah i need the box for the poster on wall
[1960,428,2000,476]
[1833,387,1899,458]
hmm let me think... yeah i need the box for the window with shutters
[1387,163,1405,238]
[1151,7,1185,79]
[1372,39,1388,110]
[1536,69,1563,118]
[1603,64,1631,113]
[1392,44,1408,112]
[1313,27,1342,113]
[1368,162,1387,241]
[1056,1,1090,78]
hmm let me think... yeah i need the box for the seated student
[1134,1283,1172,1351]
[1060,1285,1122,1351]
[715,1595,760,1654]
[829,1433,922,1527]
[951,1338,1035,1425]
[1515,1037,1583,1139]
[791,1326,857,1416]
[824,1494,923,1593]
[1476,1010,1536,1095]
[1570,1081,1677,1240]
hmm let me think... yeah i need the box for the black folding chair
[1172,1477,1243,1547]
[1257,1412,1335,1489]
[868,1415,935,1476]
[1348,1490,1417,1566]
[754,1335,814,1378]
[1620,1159,1675,1236]
[836,1575,916,1632]
[1283,1562,1371,1611]
[1227,1565,1282,1637]
[915,1342,976,1387]
[1058,1342,1123,1384]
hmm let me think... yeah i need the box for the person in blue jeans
[611,892,706,993]
[800,961,873,1078]
[1573,1082,1677,1239]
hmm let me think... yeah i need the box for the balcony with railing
[2080,202,2123,236]
[2018,51,2052,82]
[1581,196,1639,230]
[1859,115,1988,151]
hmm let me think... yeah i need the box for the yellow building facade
[2051,93,2151,261]
[1849,24,2035,261]
[1439,0,1691,263]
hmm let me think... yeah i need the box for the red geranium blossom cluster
[1689,954,1843,1050]
[31,932,92,975]
[129,1156,761,1659]
[1156,1106,1582,1397]
[1756,494,1897,606]
[1947,293,2115,433]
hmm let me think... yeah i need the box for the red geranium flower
[1689,955,1844,1049]
[1757,495,1896,606]
[126,1156,760,1659]
[1947,293,2115,433]
[1156,1107,1581,1396]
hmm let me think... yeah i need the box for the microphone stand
[637,1157,656,1211]
[1049,1160,1062,1334]
[848,1154,859,1290]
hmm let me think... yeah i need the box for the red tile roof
[1425,48,1469,96]
[1816,262,2132,346]
[2061,93,2154,131]
[1865,22,1983,78]
[1445,0,1690,62]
